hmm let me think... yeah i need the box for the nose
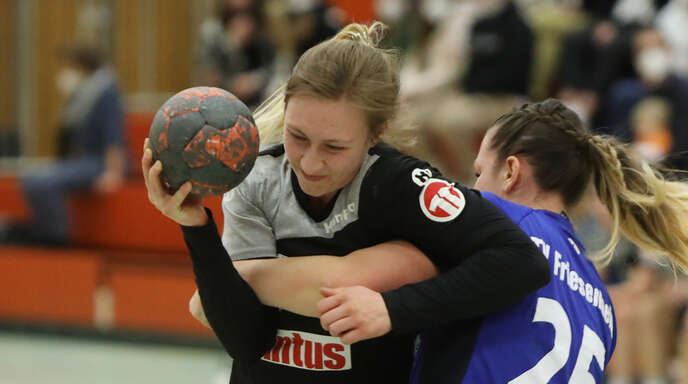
[300,146,325,175]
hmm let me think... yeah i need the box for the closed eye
[290,132,308,142]
[325,144,346,151]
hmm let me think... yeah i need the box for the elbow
[213,322,277,362]
[525,246,551,290]
[226,342,273,362]
[535,255,551,288]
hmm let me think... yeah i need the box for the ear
[367,122,387,147]
[503,155,521,193]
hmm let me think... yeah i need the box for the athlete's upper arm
[359,152,549,330]
[221,175,277,261]
[361,156,531,268]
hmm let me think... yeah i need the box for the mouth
[301,171,326,182]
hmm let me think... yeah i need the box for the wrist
[182,207,212,228]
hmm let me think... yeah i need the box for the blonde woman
[143,21,548,383]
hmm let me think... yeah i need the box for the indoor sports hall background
[1,0,687,383]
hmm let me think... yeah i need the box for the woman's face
[284,95,374,203]
[473,127,506,197]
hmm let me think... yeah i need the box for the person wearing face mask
[605,27,688,171]
[1,43,125,246]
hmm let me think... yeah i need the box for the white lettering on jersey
[411,168,433,187]
[323,203,357,233]
[419,179,465,222]
[568,237,581,255]
[262,329,352,371]
[530,237,614,338]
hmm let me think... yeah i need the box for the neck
[508,189,567,216]
[309,192,335,210]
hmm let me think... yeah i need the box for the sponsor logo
[262,330,352,371]
[419,179,465,222]
[324,203,357,233]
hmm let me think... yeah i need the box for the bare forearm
[236,257,343,317]
[237,241,437,317]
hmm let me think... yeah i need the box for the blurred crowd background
[0,0,687,383]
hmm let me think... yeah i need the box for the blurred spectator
[556,20,623,125]
[656,0,688,78]
[630,97,672,162]
[259,0,343,98]
[461,0,532,95]
[402,0,532,182]
[573,194,675,384]
[0,43,125,246]
[606,258,676,384]
[611,0,662,26]
[554,0,669,128]
[374,0,423,53]
[196,0,276,108]
[286,0,342,57]
[604,28,688,170]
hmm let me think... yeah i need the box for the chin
[297,178,327,197]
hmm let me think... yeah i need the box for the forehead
[284,95,368,140]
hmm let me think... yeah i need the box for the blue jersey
[411,192,616,383]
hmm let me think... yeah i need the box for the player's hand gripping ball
[148,87,259,197]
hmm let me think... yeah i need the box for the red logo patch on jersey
[419,179,465,222]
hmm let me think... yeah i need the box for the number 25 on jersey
[510,298,606,384]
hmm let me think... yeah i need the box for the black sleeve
[181,208,278,361]
[361,149,550,333]
[382,198,550,332]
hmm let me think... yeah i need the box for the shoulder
[361,144,482,225]
[479,191,534,225]
[368,143,435,172]
[364,144,440,191]
[251,143,287,181]
[224,143,286,205]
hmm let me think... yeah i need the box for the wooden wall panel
[33,0,77,157]
[110,264,214,336]
[0,1,16,129]
[115,0,194,100]
[155,0,193,92]
[0,248,101,326]
[114,0,141,94]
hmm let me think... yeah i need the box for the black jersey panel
[230,311,415,384]
[361,146,549,333]
[361,145,513,271]
[415,318,484,384]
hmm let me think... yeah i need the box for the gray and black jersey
[182,144,549,384]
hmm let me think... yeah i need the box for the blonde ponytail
[588,136,688,272]
[253,84,286,146]
[490,98,688,273]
